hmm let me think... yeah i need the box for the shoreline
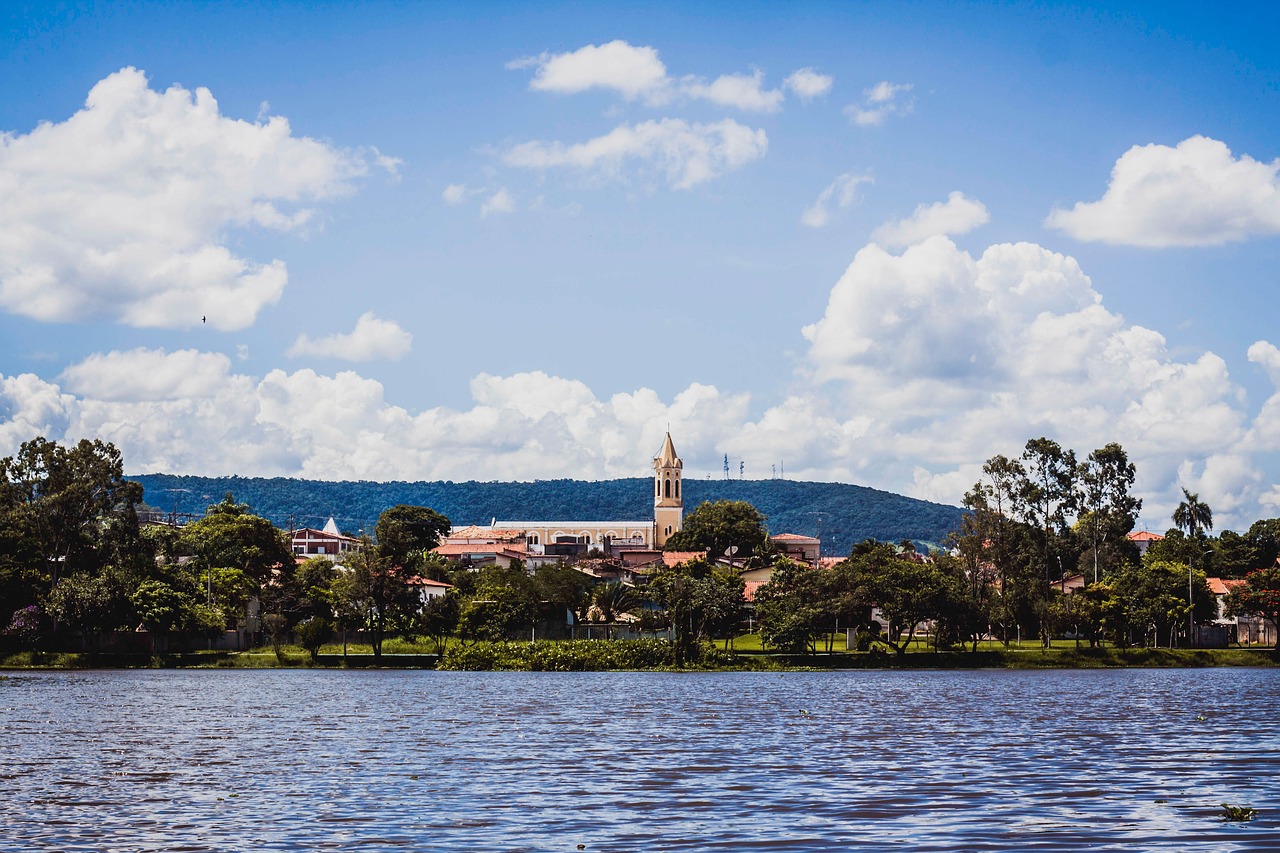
[4,645,1277,672]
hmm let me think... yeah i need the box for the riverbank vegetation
[3,436,1280,670]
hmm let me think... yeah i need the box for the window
[664,478,671,498]
[675,478,680,498]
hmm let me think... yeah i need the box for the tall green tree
[1015,438,1078,646]
[843,539,954,655]
[0,438,146,628]
[648,558,746,663]
[180,493,295,631]
[1245,519,1280,569]
[753,558,827,654]
[664,500,768,562]
[374,505,451,569]
[333,537,417,659]
[456,563,537,643]
[1112,560,1214,648]
[961,454,1033,645]
[1077,443,1142,584]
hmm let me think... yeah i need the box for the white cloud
[0,67,381,331]
[845,81,914,126]
[870,191,989,247]
[59,348,233,402]
[0,358,748,482]
[784,68,833,100]
[801,172,873,228]
[513,40,809,112]
[682,70,784,113]
[480,187,516,217]
[442,183,473,205]
[777,233,1263,523]
[505,118,768,189]
[515,40,672,103]
[287,313,413,362]
[1046,136,1280,247]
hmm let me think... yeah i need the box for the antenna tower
[739,461,744,479]
[723,454,729,480]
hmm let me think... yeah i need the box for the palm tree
[593,583,635,640]
[1172,488,1213,538]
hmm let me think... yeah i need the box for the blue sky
[2,1,1280,530]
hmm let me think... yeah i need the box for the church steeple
[653,431,683,547]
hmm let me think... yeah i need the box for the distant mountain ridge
[129,474,966,556]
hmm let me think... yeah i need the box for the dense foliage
[7,435,1280,662]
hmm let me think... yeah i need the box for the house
[1127,530,1164,556]
[406,576,452,605]
[433,541,534,570]
[1207,575,1276,646]
[770,533,820,566]
[291,517,362,561]
[1051,573,1087,594]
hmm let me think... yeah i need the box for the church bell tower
[653,431,683,547]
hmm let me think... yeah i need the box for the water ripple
[0,668,1277,850]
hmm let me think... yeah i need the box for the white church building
[445,432,685,554]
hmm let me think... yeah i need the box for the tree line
[3,436,1278,659]
[752,438,1280,653]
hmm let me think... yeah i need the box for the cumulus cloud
[777,232,1263,522]
[845,81,914,127]
[505,118,768,189]
[514,40,672,103]
[682,70,784,112]
[801,172,873,228]
[0,358,748,482]
[287,312,413,362]
[870,191,989,247]
[512,40,814,113]
[785,68,833,100]
[60,348,234,402]
[480,187,516,217]
[0,67,381,330]
[1046,136,1280,247]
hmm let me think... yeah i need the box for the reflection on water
[1,668,1277,851]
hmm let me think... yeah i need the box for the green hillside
[130,474,966,556]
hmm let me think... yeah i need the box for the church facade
[479,432,685,552]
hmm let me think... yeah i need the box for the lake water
[1,668,1278,851]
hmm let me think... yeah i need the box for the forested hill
[129,474,966,556]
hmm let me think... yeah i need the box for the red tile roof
[771,533,820,542]
[1127,531,1164,542]
[447,525,526,540]
[433,543,529,557]
[744,580,765,602]
[1207,577,1245,595]
[662,551,708,568]
[406,576,453,588]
